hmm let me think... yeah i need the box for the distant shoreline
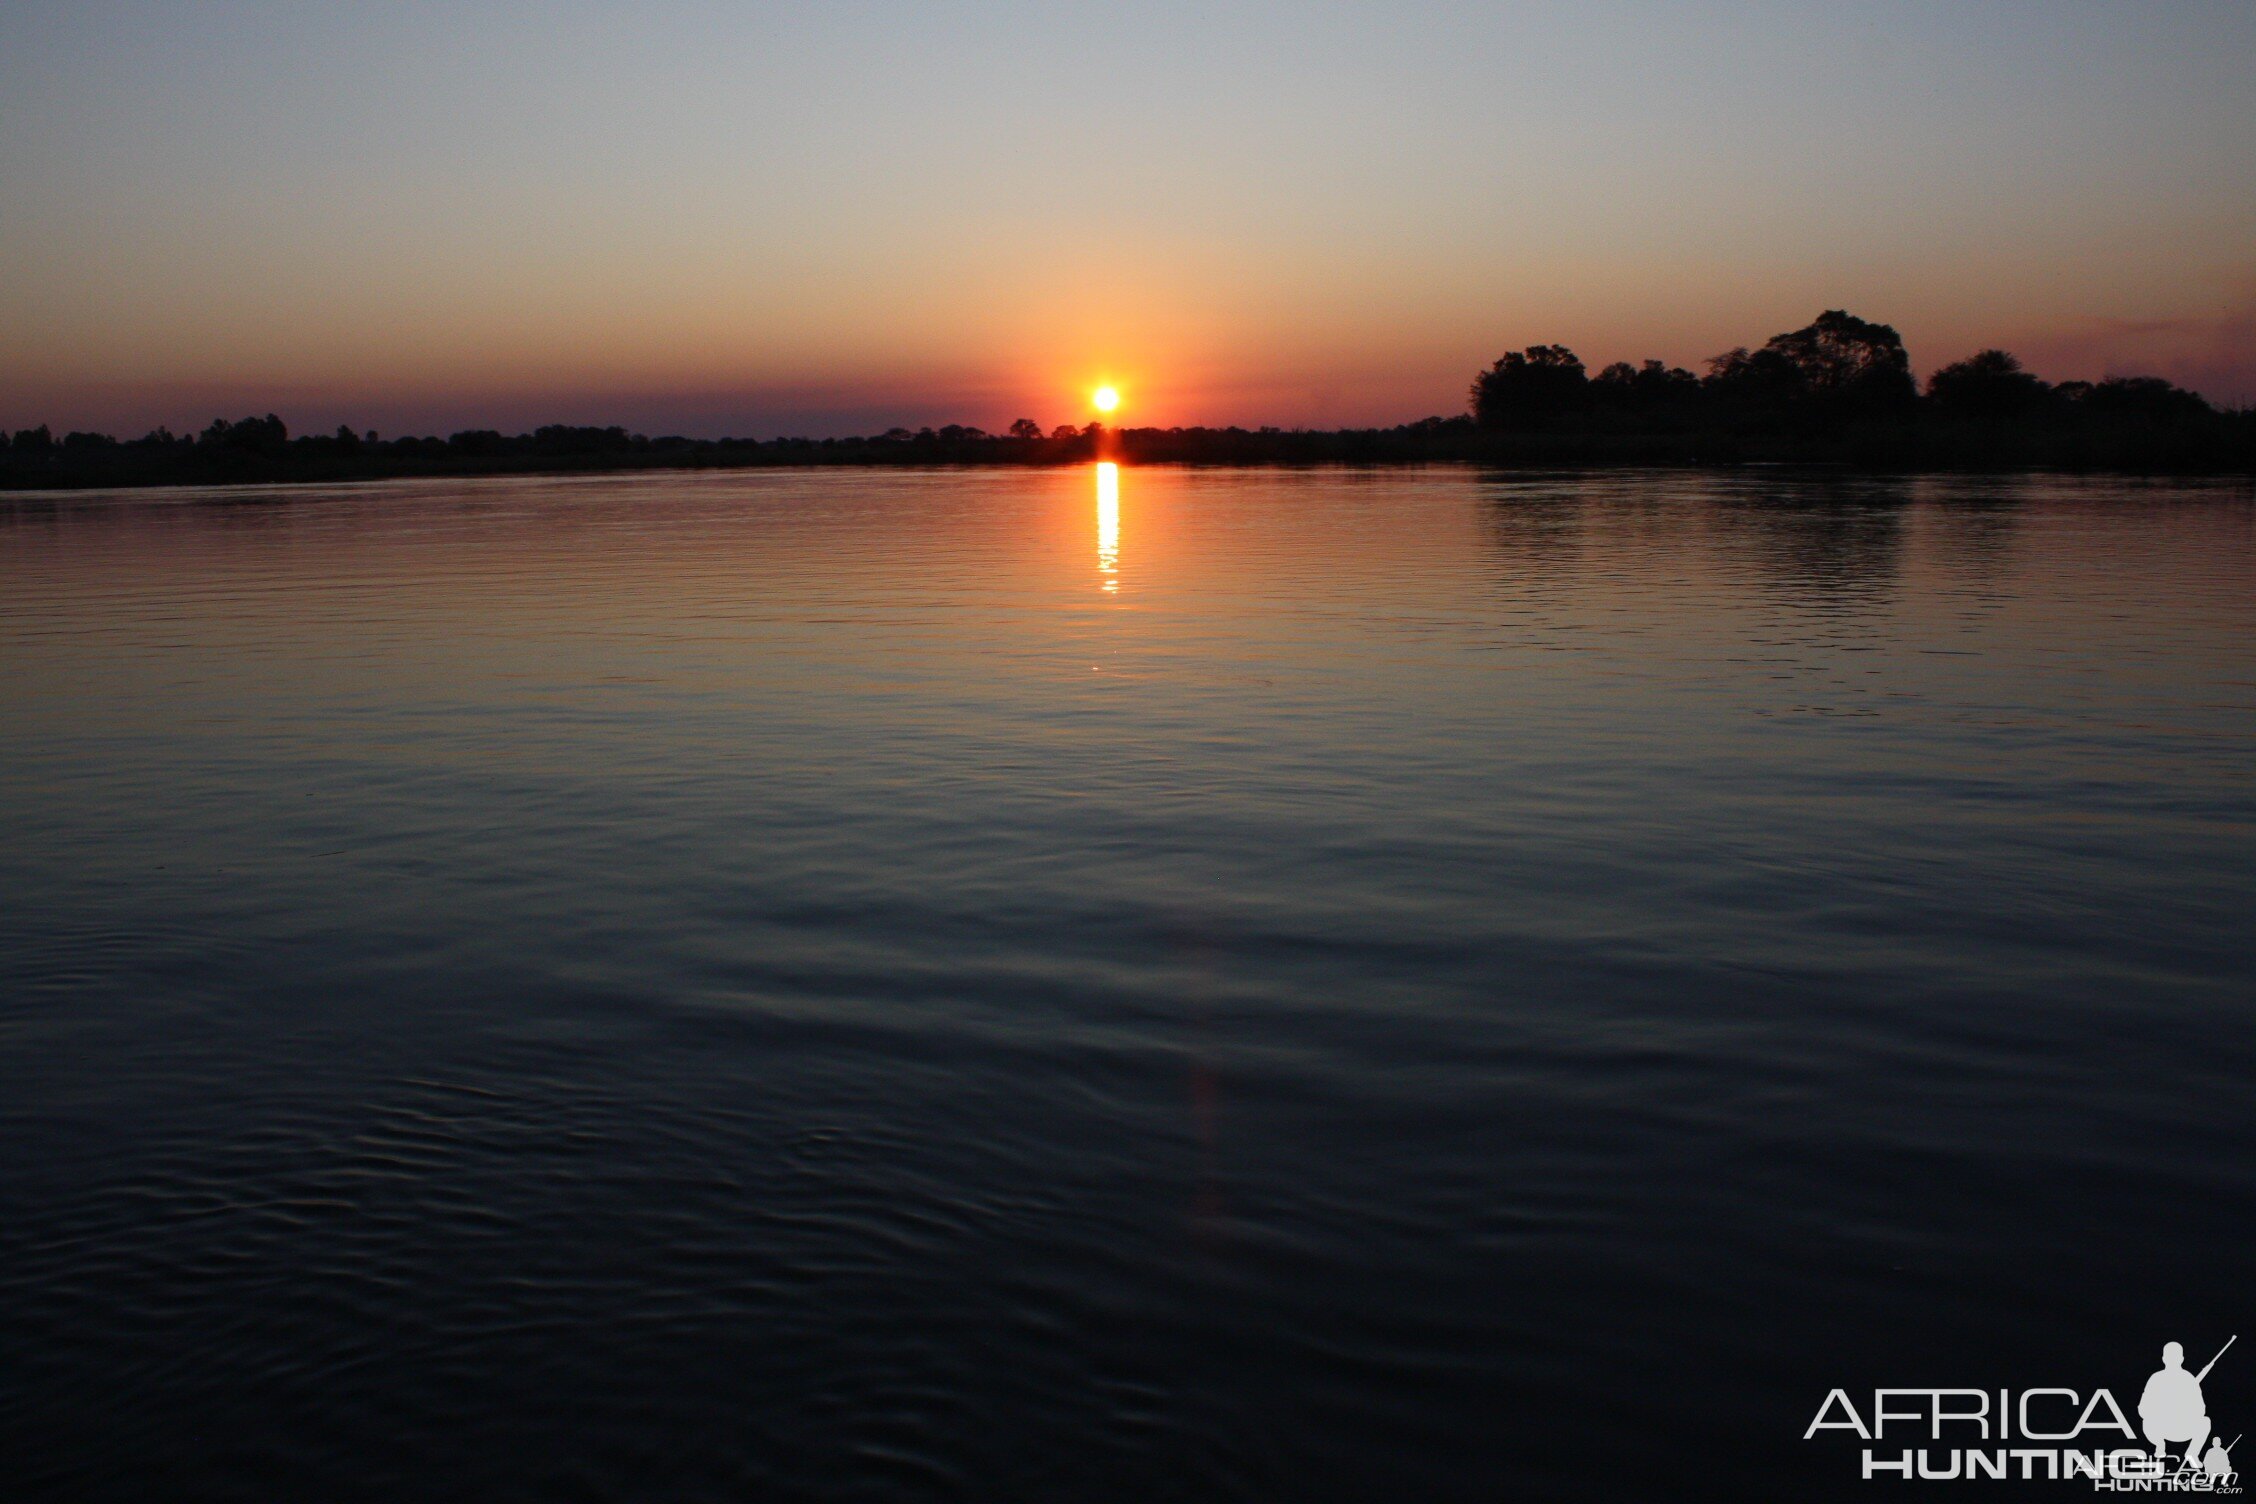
[5,422,2254,492]
[15,311,2253,490]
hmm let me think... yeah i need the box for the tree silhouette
[1594,359,1699,410]
[199,414,289,454]
[1760,310,1915,406]
[1008,418,1042,440]
[1927,349,2052,420]
[1700,312,1917,418]
[2072,376,2211,422]
[1470,344,1589,427]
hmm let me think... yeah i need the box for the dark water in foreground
[2,468,2251,1501]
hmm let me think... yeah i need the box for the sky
[3,1,2253,438]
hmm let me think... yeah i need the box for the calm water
[2,467,2252,1500]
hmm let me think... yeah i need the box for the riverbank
[5,415,2252,491]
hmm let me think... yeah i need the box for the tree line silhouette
[1467,310,2221,439]
[3,310,2247,489]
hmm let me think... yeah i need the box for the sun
[1091,385,1120,414]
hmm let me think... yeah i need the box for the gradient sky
[4,1,2253,438]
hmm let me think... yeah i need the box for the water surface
[3,467,2252,1499]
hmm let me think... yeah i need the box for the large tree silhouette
[1708,311,1915,410]
[1470,344,1589,427]
[1927,349,2052,420]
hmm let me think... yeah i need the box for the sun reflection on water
[1095,461,1119,593]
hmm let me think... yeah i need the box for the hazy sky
[4,1,2252,437]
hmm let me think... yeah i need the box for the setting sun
[1092,385,1120,414]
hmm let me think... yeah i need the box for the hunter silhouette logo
[2142,1339,2229,1472]
[1804,1334,2240,1487]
